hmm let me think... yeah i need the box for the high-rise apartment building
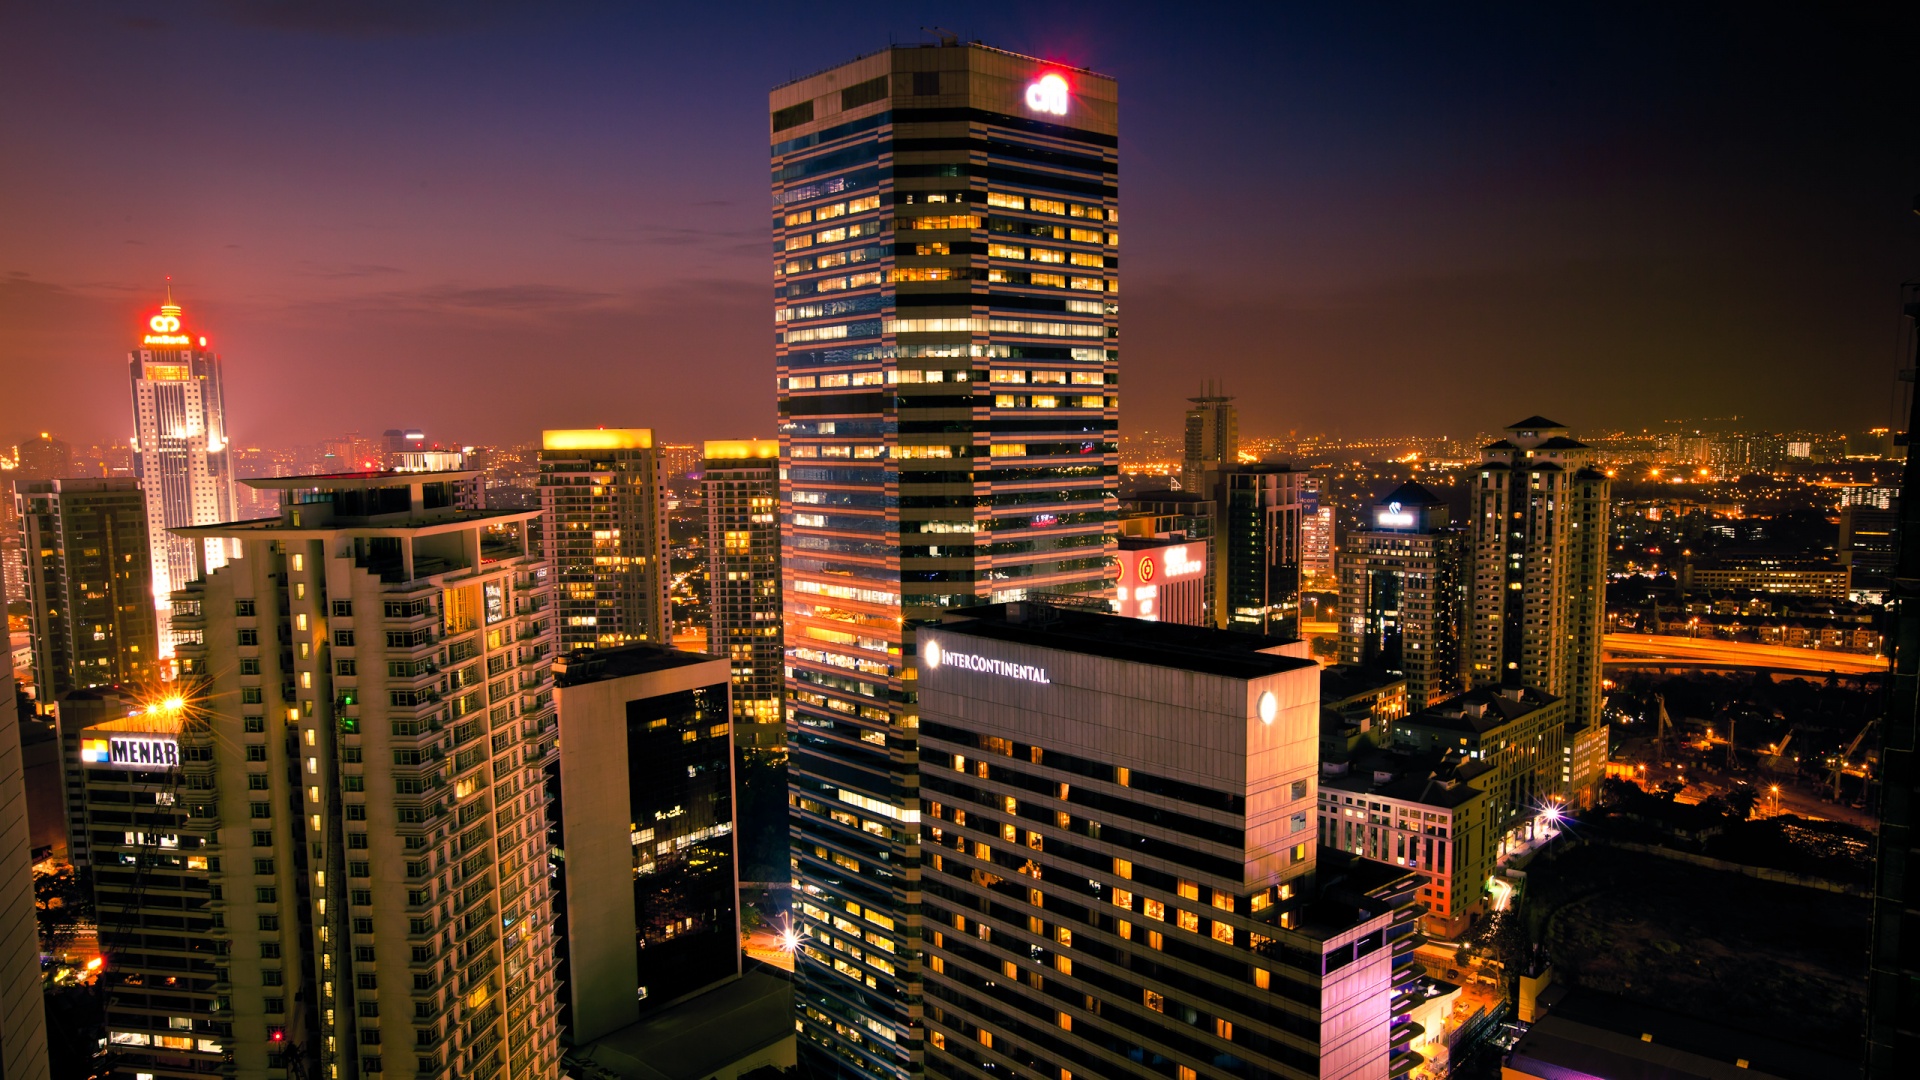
[93,469,564,1080]
[772,41,1119,1079]
[0,574,51,1080]
[538,429,669,652]
[1213,463,1304,637]
[703,441,783,746]
[551,645,738,1042]
[1181,386,1237,495]
[1466,417,1610,732]
[16,478,160,700]
[1337,482,1464,709]
[915,604,1423,1080]
[1298,475,1335,581]
[128,293,237,650]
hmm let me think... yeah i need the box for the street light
[1770,784,1781,818]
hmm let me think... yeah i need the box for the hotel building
[1336,483,1464,710]
[77,469,565,1080]
[772,40,1119,1080]
[914,604,1424,1080]
[538,430,670,652]
[551,645,738,1042]
[128,293,237,648]
[16,478,161,700]
[702,440,783,746]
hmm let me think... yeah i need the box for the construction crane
[1725,715,1739,772]
[1654,693,1673,762]
[1763,728,1798,774]
[1829,719,1877,802]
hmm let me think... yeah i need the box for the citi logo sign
[1025,73,1068,116]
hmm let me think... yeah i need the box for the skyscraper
[1466,417,1610,731]
[772,41,1119,1079]
[538,429,670,652]
[703,440,782,746]
[916,604,1422,1080]
[16,478,160,700]
[128,292,237,651]
[139,469,564,1080]
[1337,482,1465,709]
[1181,385,1237,495]
[1213,463,1304,637]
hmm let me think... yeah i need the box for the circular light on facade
[923,640,943,670]
[1137,556,1155,582]
[1258,691,1277,725]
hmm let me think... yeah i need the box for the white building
[128,293,237,653]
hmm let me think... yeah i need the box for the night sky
[2,2,1915,449]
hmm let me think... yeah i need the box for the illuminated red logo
[1025,73,1068,116]
[1137,556,1155,583]
[149,314,180,333]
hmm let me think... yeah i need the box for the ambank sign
[81,736,182,769]
[922,639,1050,685]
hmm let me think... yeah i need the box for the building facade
[1390,686,1568,855]
[1120,491,1218,626]
[0,583,51,1080]
[1213,464,1303,637]
[128,294,237,649]
[551,646,739,1043]
[16,478,160,701]
[1467,417,1609,733]
[1115,536,1207,625]
[772,41,1121,1080]
[1298,476,1334,582]
[914,604,1424,1080]
[703,440,783,746]
[1336,482,1464,710]
[100,469,566,1080]
[1181,387,1236,495]
[1318,753,1496,936]
[538,429,670,652]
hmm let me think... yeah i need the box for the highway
[1602,634,1887,677]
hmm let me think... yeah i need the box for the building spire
[161,276,180,319]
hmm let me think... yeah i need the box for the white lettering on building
[922,639,1051,684]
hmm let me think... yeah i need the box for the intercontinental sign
[923,639,1051,685]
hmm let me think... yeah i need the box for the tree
[1724,786,1759,821]
[36,866,92,957]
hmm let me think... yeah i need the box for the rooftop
[1507,415,1568,430]
[1507,987,1852,1080]
[1319,748,1493,810]
[938,602,1311,681]
[567,967,792,1080]
[1401,685,1560,735]
[245,469,478,489]
[1320,665,1406,706]
[552,644,723,688]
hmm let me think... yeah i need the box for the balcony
[1387,1050,1424,1076]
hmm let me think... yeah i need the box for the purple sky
[2,2,1915,450]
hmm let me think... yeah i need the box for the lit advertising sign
[1375,500,1415,529]
[484,581,505,625]
[922,639,1050,684]
[1025,73,1068,116]
[82,736,181,769]
[1162,545,1203,579]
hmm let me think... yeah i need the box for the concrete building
[1839,502,1896,603]
[1115,535,1207,626]
[1120,491,1218,625]
[1181,387,1237,495]
[0,576,51,1080]
[96,469,565,1080]
[4,432,77,608]
[1467,417,1609,732]
[1337,482,1464,710]
[702,441,782,747]
[1317,750,1497,937]
[1509,987,1850,1080]
[915,604,1425,1080]
[1391,686,1569,855]
[538,429,670,652]
[551,645,739,1043]
[772,40,1120,1080]
[1298,476,1335,581]
[128,293,238,650]
[16,478,160,701]
[1681,558,1851,601]
[1212,464,1304,637]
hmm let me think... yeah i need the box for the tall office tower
[1214,463,1304,637]
[538,430,670,652]
[0,574,51,1080]
[15,432,73,480]
[1865,292,1920,1078]
[128,293,237,650]
[4,433,77,613]
[16,478,161,700]
[1297,475,1335,582]
[142,470,563,1080]
[1337,483,1465,709]
[1466,417,1610,731]
[772,41,1119,1080]
[1181,386,1237,494]
[703,440,783,747]
[551,646,738,1042]
[916,605,1422,1080]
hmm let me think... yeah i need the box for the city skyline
[3,5,1915,449]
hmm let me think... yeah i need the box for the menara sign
[81,736,182,769]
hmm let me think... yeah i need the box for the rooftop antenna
[922,25,959,46]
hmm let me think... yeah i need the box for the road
[1603,634,1887,677]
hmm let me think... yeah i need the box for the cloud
[294,261,406,280]
[567,223,762,250]
[203,0,527,38]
